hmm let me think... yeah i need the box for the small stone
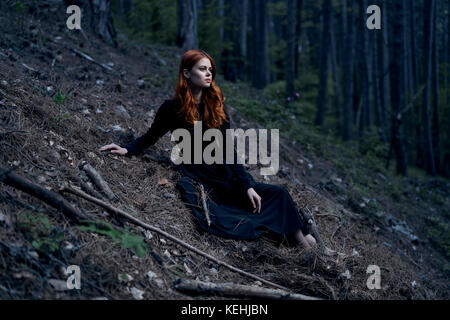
[209,268,218,276]
[146,271,157,280]
[163,193,175,199]
[130,287,144,300]
[49,279,69,291]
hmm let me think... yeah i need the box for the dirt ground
[0,0,448,300]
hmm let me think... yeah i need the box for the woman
[99,49,316,250]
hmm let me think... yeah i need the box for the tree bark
[176,0,199,51]
[250,0,269,89]
[390,0,408,175]
[286,0,298,110]
[174,278,322,300]
[431,0,441,173]
[342,0,354,141]
[422,0,436,174]
[294,0,303,78]
[65,0,117,47]
[380,0,391,143]
[314,0,331,127]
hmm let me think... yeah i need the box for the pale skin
[99,57,317,250]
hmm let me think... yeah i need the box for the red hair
[173,49,227,128]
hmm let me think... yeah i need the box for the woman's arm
[123,100,172,156]
[222,107,257,192]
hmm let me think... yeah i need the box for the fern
[78,221,149,258]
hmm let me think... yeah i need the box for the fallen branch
[0,166,86,223]
[174,278,321,300]
[60,184,291,292]
[70,48,113,72]
[199,184,211,227]
[80,161,115,201]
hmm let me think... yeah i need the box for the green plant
[13,1,28,34]
[52,89,70,127]
[77,221,149,258]
[17,212,64,252]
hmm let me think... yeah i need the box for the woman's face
[183,57,212,89]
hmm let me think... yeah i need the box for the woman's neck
[191,86,202,104]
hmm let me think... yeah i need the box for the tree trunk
[250,0,269,89]
[294,0,303,78]
[65,0,117,47]
[315,0,331,127]
[422,0,436,174]
[390,0,408,175]
[431,0,441,173]
[330,10,341,135]
[176,0,198,51]
[380,0,391,143]
[342,0,354,141]
[286,0,298,110]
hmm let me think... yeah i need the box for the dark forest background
[106,0,450,178]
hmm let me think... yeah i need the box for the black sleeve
[222,106,257,192]
[123,100,172,156]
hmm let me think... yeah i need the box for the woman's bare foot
[294,230,312,251]
[304,234,317,248]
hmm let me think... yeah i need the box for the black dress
[124,98,309,242]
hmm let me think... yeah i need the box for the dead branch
[174,278,322,300]
[60,184,292,292]
[70,48,113,72]
[0,166,86,223]
[79,161,115,201]
[199,184,211,226]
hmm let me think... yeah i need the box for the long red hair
[173,49,227,128]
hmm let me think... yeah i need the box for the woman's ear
[183,69,190,79]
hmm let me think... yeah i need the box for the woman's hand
[247,188,261,214]
[98,143,128,156]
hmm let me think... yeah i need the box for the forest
[0,0,448,303]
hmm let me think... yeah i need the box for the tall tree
[422,0,436,174]
[314,0,331,127]
[380,0,391,141]
[286,0,298,110]
[176,0,198,50]
[250,0,269,89]
[342,0,355,141]
[294,0,303,78]
[431,0,441,172]
[389,0,408,175]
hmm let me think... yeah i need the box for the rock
[49,279,69,291]
[209,268,218,276]
[163,193,176,199]
[111,125,124,132]
[130,287,144,300]
[183,263,193,275]
[146,271,157,280]
[137,79,145,88]
[115,105,130,118]
[340,269,351,280]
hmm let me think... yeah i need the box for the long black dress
[124,98,309,242]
